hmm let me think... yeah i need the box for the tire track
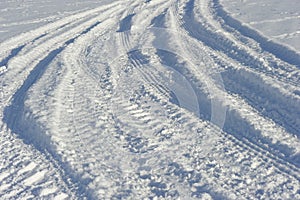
[32,3,144,197]
[106,14,300,197]
[169,0,300,166]
[85,3,205,197]
[150,22,300,181]
[200,0,300,136]
[2,21,107,200]
[182,0,299,86]
[0,2,128,199]
[0,2,124,109]
[116,3,299,195]
[110,50,300,198]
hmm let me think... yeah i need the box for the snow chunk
[0,171,10,182]
[54,193,69,200]
[18,162,37,175]
[0,65,7,75]
[23,170,47,186]
[40,186,58,196]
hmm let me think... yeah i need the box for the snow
[23,170,47,186]
[0,0,111,43]
[0,0,299,199]
[40,187,58,197]
[17,162,37,175]
[220,0,300,53]
[53,193,69,200]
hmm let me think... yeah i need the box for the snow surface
[220,0,300,54]
[0,0,299,199]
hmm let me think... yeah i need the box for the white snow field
[0,0,299,199]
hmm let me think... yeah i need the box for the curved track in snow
[0,0,299,199]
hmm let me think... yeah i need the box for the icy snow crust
[0,0,299,199]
